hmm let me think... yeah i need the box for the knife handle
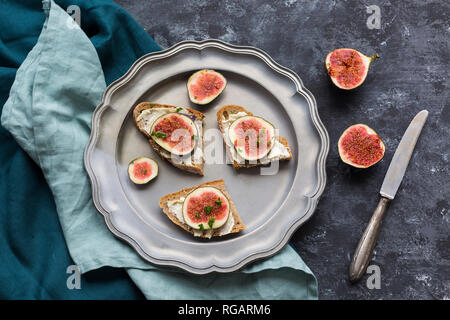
[349,196,390,283]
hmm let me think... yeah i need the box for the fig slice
[187,69,227,105]
[128,157,158,184]
[338,124,385,168]
[228,115,275,161]
[150,112,198,156]
[325,48,378,90]
[182,186,230,230]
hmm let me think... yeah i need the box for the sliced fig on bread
[150,112,198,156]
[216,105,292,170]
[133,102,205,175]
[159,179,245,239]
[182,186,230,230]
[228,115,276,161]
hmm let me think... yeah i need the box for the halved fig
[338,124,385,168]
[325,48,378,90]
[228,115,275,161]
[182,186,230,230]
[187,69,227,105]
[128,157,158,184]
[150,112,198,156]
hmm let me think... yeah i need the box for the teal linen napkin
[0,0,154,299]
[1,0,317,299]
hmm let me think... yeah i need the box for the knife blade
[349,110,429,283]
[380,110,429,199]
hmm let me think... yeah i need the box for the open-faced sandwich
[159,179,245,239]
[133,102,205,175]
[216,105,292,169]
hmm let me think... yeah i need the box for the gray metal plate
[84,40,329,274]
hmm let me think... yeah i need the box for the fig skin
[325,48,379,90]
[338,124,385,168]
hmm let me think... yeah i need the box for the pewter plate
[84,40,329,274]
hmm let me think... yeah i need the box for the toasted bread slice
[159,179,245,238]
[216,105,293,170]
[133,102,205,175]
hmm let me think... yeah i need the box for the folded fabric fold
[1,0,317,299]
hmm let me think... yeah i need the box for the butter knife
[349,110,429,283]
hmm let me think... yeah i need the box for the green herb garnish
[150,103,155,107]
[208,217,215,229]
[176,107,183,112]
[151,131,167,138]
[195,212,200,218]
[204,206,213,214]
[215,197,222,207]
[191,134,197,140]
[199,224,204,231]
[143,169,148,175]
